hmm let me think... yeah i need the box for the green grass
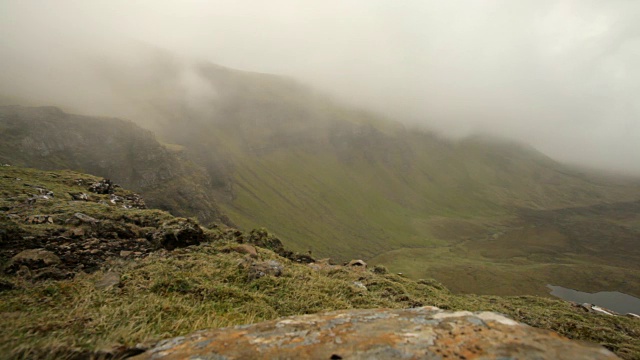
[1,165,639,359]
[1,242,639,359]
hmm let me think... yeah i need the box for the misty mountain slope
[5,59,640,296]
[0,105,225,225]
[155,63,640,262]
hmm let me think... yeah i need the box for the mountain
[2,59,640,297]
[134,62,640,296]
[1,165,638,359]
[0,105,229,226]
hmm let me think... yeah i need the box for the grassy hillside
[0,105,226,226]
[133,63,640,296]
[4,60,640,297]
[1,166,639,359]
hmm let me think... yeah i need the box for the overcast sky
[1,1,639,174]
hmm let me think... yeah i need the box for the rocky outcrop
[0,105,225,225]
[151,218,205,250]
[0,166,209,277]
[134,307,618,360]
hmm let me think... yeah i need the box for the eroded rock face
[134,307,618,360]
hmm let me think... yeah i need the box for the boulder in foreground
[134,307,618,360]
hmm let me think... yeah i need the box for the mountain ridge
[2,60,640,297]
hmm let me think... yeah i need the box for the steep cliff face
[0,105,226,225]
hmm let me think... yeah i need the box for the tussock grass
[1,241,639,359]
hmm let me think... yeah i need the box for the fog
[1,1,639,174]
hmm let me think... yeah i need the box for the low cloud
[1,1,639,173]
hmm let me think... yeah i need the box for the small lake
[548,285,640,314]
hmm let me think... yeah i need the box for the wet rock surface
[134,307,619,360]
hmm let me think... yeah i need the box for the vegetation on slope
[0,166,639,359]
[3,60,640,298]
[0,105,226,226]
[139,62,640,296]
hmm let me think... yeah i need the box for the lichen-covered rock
[88,179,117,194]
[151,218,204,250]
[247,260,283,280]
[4,249,61,274]
[347,259,367,268]
[134,307,619,360]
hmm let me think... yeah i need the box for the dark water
[548,285,640,314]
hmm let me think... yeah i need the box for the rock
[347,259,367,268]
[230,244,258,258]
[109,194,124,204]
[32,268,73,281]
[133,307,618,360]
[372,264,388,274]
[308,258,338,272]
[353,281,367,290]
[63,227,86,238]
[120,250,132,257]
[24,215,54,224]
[245,228,285,254]
[88,179,117,194]
[73,213,99,224]
[15,265,31,278]
[5,249,61,273]
[95,272,121,289]
[248,260,283,280]
[69,192,89,201]
[124,193,146,209]
[289,253,315,263]
[575,303,617,316]
[151,218,205,250]
[591,305,615,316]
[626,313,640,319]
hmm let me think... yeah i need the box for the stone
[308,258,338,272]
[133,307,618,360]
[248,260,283,280]
[96,272,121,289]
[151,218,205,250]
[69,192,89,201]
[24,215,53,224]
[73,213,99,224]
[347,259,367,268]
[88,179,117,194]
[5,249,61,273]
[231,244,258,258]
[352,281,367,290]
[15,265,31,278]
[120,250,132,257]
[109,194,124,204]
[63,227,86,238]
